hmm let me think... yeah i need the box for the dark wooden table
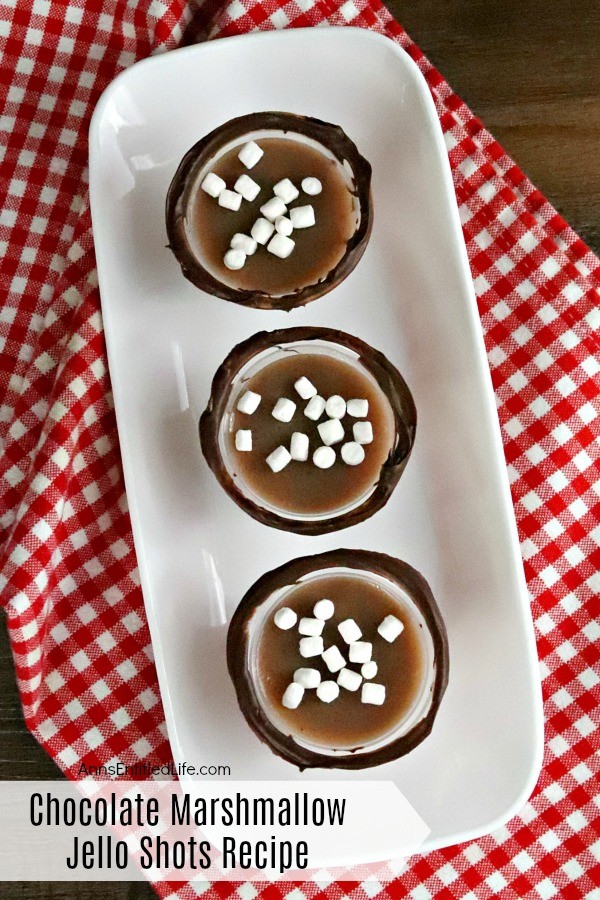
[1,1,598,896]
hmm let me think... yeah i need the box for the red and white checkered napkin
[1,0,598,896]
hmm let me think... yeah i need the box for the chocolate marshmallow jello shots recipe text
[166,112,372,310]
[200,328,417,534]
[227,550,449,769]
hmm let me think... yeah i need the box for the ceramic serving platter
[89,27,543,861]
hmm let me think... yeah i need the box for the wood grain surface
[0,1,598,896]
[392,0,600,254]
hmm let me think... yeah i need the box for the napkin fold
[0,1,598,897]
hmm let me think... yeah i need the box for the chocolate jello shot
[200,327,416,534]
[166,112,372,310]
[228,550,449,769]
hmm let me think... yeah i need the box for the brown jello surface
[229,353,395,516]
[228,549,448,768]
[188,137,356,295]
[257,574,426,750]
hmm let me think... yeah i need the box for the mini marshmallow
[304,395,326,421]
[267,233,295,259]
[298,617,325,637]
[353,421,374,444]
[234,174,261,202]
[273,178,299,204]
[337,667,362,692]
[290,431,309,462]
[218,189,243,211]
[295,377,317,400]
[294,668,321,689]
[347,398,369,418]
[290,205,315,229]
[361,661,378,680]
[317,418,345,446]
[349,641,372,664]
[299,635,324,658]
[338,618,362,644]
[275,216,293,237]
[238,140,263,169]
[272,397,296,422]
[224,249,246,270]
[341,442,366,466]
[230,233,257,255]
[302,177,322,196]
[322,645,346,673]
[260,196,287,222]
[251,217,275,245]
[313,446,335,469]
[282,683,304,709]
[201,172,226,198]
[361,683,386,705]
[313,598,335,620]
[237,390,261,414]
[378,614,405,643]
[235,429,252,451]
[274,607,297,630]
[317,680,339,703]
[266,445,292,473]
[325,395,346,419]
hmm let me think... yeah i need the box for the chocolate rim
[227,549,449,770]
[165,111,373,311]
[199,326,417,535]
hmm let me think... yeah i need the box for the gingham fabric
[1,0,599,896]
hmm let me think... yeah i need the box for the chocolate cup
[165,112,373,311]
[227,549,449,770]
[199,327,417,535]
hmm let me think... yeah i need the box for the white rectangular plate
[89,27,543,860]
